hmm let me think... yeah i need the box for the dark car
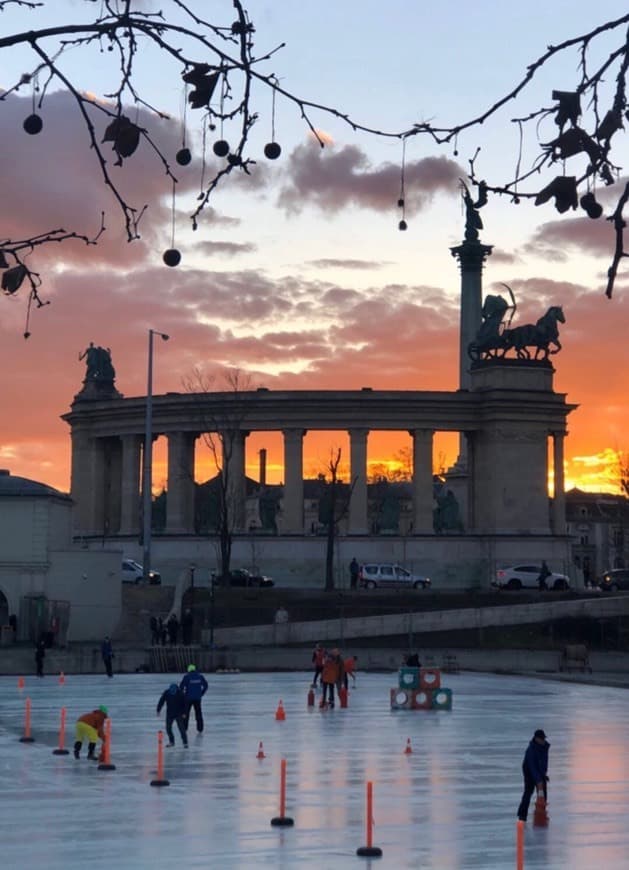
[212,568,274,588]
[598,569,629,591]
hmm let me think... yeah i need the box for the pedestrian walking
[180,664,208,733]
[517,729,550,822]
[349,557,360,590]
[156,683,188,748]
[182,609,193,646]
[158,616,168,646]
[149,615,160,645]
[167,613,179,645]
[311,642,325,688]
[35,637,46,678]
[101,635,114,677]
[538,561,551,591]
[73,706,108,760]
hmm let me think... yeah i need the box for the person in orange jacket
[311,642,326,688]
[73,706,108,760]
[343,655,357,691]
[321,649,344,708]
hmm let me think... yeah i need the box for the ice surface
[2,670,629,869]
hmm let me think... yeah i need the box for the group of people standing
[150,610,194,646]
[311,643,357,708]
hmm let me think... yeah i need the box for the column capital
[348,427,370,439]
[282,428,307,441]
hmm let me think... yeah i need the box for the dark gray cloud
[308,258,390,270]
[192,241,257,257]
[278,142,462,214]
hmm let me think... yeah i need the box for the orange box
[411,689,433,710]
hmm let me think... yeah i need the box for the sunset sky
[1,1,628,495]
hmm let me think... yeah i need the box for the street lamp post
[141,328,169,583]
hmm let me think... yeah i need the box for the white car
[121,558,161,585]
[359,563,431,590]
[493,564,570,591]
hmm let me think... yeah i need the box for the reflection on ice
[1,672,629,869]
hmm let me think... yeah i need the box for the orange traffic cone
[275,700,286,721]
[256,741,266,759]
[404,738,413,755]
[339,686,348,708]
[58,672,65,686]
[17,676,25,690]
[533,793,549,827]
[307,687,315,707]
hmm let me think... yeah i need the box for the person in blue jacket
[517,728,550,821]
[180,664,208,733]
[156,683,188,747]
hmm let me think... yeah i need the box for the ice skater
[320,651,343,709]
[180,664,208,733]
[156,683,188,747]
[311,643,325,688]
[517,728,550,821]
[74,706,108,760]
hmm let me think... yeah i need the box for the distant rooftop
[0,469,70,499]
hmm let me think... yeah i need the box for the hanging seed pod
[213,140,229,157]
[397,198,405,208]
[580,192,603,219]
[398,220,408,231]
[176,147,192,166]
[264,142,282,160]
[23,113,43,135]
[163,248,181,267]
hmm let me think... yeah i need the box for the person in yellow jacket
[74,706,108,760]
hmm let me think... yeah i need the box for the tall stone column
[224,430,247,533]
[70,431,106,535]
[119,434,142,535]
[282,429,305,534]
[166,431,197,533]
[551,432,566,534]
[348,428,369,534]
[411,429,434,534]
[450,228,492,467]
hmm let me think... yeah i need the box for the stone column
[119,434,142,535]
[166,431,197,533]
[224,430,247,533]
[73,434,106,535]
[551,432,566,534]
[282,429,305,534]
[450,236,492,467]
[411,429,434,534]
[348,428,369,534]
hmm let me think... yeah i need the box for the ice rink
[2,669,629,869]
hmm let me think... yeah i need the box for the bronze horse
[503,305,565,360]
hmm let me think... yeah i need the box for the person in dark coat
[180,664,208,733]
[101,636,114,677]
[156,683,188,747]
[349,557,360,590]
[538,561,551,591]
[35,637,46,677]
[149,615,159,646]
[181,609,193,646]
[167,613,179,645]
[517,729,550,821]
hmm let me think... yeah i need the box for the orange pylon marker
[307,687,315,707]
[533,793,549,827]
[17,676,25,691]
[256,741,266,759]
[404,738,413,755]
[58,672,65,686]
[275,700,286,721]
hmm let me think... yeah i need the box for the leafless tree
[2,1,629,328]
[183,367,254,578]
[318,447,355,591]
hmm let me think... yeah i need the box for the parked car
[121,558,161,585]
[359,563,431,590]
[493,564,570,591]
[598,569,629,591]
[212,568,274,588]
